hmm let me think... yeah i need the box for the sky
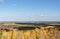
[0,0,60,21]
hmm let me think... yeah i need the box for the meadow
[0,26,60,39]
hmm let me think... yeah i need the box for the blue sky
[0,0,60,21]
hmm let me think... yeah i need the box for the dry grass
[0,27,59,39]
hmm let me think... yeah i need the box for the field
[0,27,60,39]
[0,22,60,39]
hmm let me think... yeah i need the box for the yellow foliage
[21,30,30,39]
[0,27,59,39]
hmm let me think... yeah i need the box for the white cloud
[12,3,16,6]
[0,0,5,3]
[40,14,48,16]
